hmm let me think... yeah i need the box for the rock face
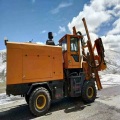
[0,50,6,82]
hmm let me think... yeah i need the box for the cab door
[67,35,81,68]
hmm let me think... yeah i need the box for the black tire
[25,94,30,104]
[29,87,51,116]
[81,80,96,103]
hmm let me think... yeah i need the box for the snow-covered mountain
[0,50,6,82]
[0,49,120,82]
[103,50,120,74]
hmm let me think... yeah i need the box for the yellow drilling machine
[5,18,106,116]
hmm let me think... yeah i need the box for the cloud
[68,0,114,34]
[32,0,36,3]
[58,26,66,34]
[51,2,72,14]
[101,34,120,50]
[53,33,57,37]
[68,0,120,52]
[40,30,57,37]
[107,18,120,35]
[36,42,45,45]
[41,30,47,34]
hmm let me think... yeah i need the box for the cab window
[61,38,67,51]
[70,37,78,52]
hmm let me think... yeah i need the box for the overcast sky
[0,0,120,51]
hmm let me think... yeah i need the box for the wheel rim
[87,87,94,98]
[36,95,46,110]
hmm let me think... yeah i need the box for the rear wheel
[81,81,96,103]
[29,87,51,116]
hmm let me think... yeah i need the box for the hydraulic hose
[83,53,104,68]
[77,31,104,69]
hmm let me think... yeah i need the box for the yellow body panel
[7,42,63,85]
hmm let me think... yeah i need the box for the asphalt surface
[0,85,120,120]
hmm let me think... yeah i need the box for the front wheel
[29,87,51,116]
[81,81,96,103]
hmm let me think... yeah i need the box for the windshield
[70,37,78,52]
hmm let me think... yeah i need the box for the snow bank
[0,50,6,82]
[103,50,120,74]
[101,74,120,88]
[0,93,23,105]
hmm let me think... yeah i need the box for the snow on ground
[101,74,120,88]
[0,93,23,106]
[0,74,120,106]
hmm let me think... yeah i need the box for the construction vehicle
[5,18,106,116]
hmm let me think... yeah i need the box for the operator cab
[59,34,83,69]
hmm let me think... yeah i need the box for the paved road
[0,86,120,120]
